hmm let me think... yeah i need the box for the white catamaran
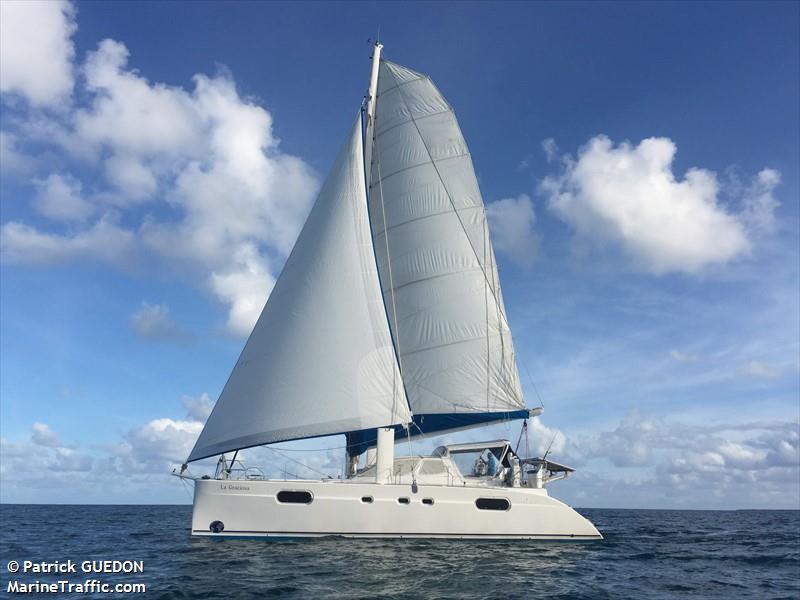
[175,43,601,540]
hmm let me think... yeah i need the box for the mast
[363,40,382,191]
[346,39,385,479]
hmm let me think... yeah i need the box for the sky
[0,1,798,509]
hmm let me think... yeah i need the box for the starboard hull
[190,478,602,540]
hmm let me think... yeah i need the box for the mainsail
[188,55,532,463]
[360,60,527,445]
[188,116,411,462]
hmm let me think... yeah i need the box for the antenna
[542,431,558,461]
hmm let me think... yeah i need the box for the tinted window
[361,496,374,503]
[277,490,313,504]
[398,497,410,504]
[475,497,510,511]
[422,498,434,506]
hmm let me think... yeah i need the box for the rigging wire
[263,446,333,479]
[523,363,545,409]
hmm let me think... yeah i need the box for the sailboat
[175,43,601,540]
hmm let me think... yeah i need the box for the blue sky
[1,1,798,508]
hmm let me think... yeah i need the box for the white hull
[190,478,602,540]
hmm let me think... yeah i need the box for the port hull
[190,478,602,540]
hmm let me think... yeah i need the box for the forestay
[368,60,526,426]
[188,115,411,462]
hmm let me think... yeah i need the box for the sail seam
[369,152,470,187]
[394,84,507,329]
[382,266,480,294]
[375,108,453,138]
[399,331,503,359]
[371,205,483,239]
[376,78,422,99]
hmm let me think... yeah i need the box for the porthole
[422,498,434,506]
[209,520,224,533]
[475,497,510,511]
[398,497,410,505]
[276,490,313,504]
[361,496,374,504]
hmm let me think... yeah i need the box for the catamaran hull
[190,479,602,540]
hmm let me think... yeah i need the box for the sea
[0,505,797,599]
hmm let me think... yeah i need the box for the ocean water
[0,505,797,599]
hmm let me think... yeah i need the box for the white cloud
[76,39,202,157]
[182,393,214,422]
[739,360,782,379]
[104,154,158,201]
[208,244,274,335]
[0,132,35,175]
[542,137,558,163]
[1,17,319,335]
[669,349,700,363]
[1,216,135,267]
[129,302,192,344]
[539,136,780,275]
[564,413,799,474]
[122,417,203,469]
[486,194,538,268]
[32,174,94,223]
[0,0,76,107]
[31,422,61,447]
[741,168,781,233]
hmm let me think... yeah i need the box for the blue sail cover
[345,409,535,456]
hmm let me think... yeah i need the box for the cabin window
[361,496,374,504]
[475,497,510,511]
[398,497,410,505]
[422,498,434,506]
[276,490,313,504]
[209,520,224,533]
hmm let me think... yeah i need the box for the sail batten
[188,115,411,463]
[368,59,526,424]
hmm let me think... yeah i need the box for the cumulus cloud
[564,412,799,475]
[0,0,76,107]
[122,417,203,469]
[32,174,94,223]
[104,154,158,202]
[486,194,538,268]
[1,216,135,267]
[741,168,781,233]
[539,136,780,275]
[31,422,61,447]
[182,393,214,422]
[0,13,319,336]
[0,132,35,175]
[129,302,192,344]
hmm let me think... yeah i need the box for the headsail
[188,115,411,462]
[366,60,527,439]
